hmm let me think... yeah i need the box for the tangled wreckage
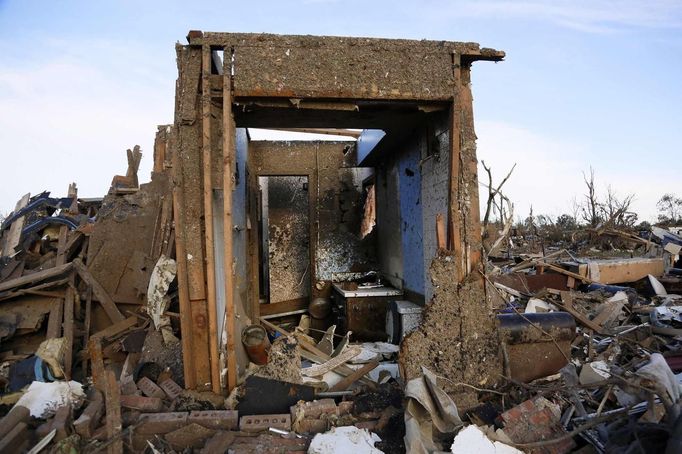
[0,31,681,454]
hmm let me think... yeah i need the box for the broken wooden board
[570,257,665,284]
[72,258,125,323]
[2,193,30,257]
[0,263,72,293]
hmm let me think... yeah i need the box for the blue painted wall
[397,134,425,296]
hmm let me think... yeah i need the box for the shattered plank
[329,359,380,392]
[260,318,375,387]
[72,258,125,323]
[55,226,68,266]
[46,298,64,339]
[2,193,30,257]
[90,316,137,341]
[0,263,72,293]
[89,337,106,392]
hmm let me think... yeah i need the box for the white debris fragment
[16,380,85,418]
[451,425,522,454]
[579,361,611,385]
[524,298,558,313]
[308,426,383,454]
[146,255,177,337]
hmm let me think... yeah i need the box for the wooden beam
[103,369,122,454]
[90,316,137,341]
[329,359,380,392]
[0,262,72,293]
[202,46,221,394]
[447,53,463,282]
[89,337,105,392]
[63,284,75,378]
[171,134,197,389]
[260,317,375,388]
[55,226,68,266]
[72,259,125,324]
[266,128,360,138]
[223,50,238,392]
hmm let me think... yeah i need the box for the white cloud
[0,40,173,214]
[436,0,682,33]
[476,120,666,223]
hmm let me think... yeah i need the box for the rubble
[1,29,681,453]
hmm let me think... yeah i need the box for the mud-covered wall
[250,141,377,298]
[420,114,451,302]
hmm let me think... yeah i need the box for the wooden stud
[171,130,197,389]
[223,48,238,392]
[55,226,68,266]
[63,284,75,378]
[0,262,72,293]
[103,369,122,454]
[46,298,64,339]
[89,337,105,392]
[447,53,463,282]
[435,213,446,250]
[202,46,221,393]
[329,359,380,392]
[72,259,125,323]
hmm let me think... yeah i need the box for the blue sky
[1,0,680,221]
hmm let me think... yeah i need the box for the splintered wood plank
[63,285,75,378]
[89,337,105,392]
[223,55,237,392]
[55,226,69,266]
[82,286,92,376]
[202,45,221,394]
[0,263,72,293]
[46,298,64,339]
[103,369,122,454]
[72,258,125,323]
[329,359,380,392]
[2,193,30,257]
[91,316,137,341]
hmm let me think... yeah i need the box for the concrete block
[188,410,238,430]
[137,376,166,399]
[239,414,291,432]
[165,422,216,450]
[74,390,104,437]
[120,394,164,412]
[159,378,183,400]
[136,412,188,434]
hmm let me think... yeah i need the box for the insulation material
[16,380,85,418]
[308,426,383,454]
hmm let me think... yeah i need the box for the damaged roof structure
[1,30,681,454]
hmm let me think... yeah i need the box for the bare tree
[581,167,601,228]
[657,193,682,224]
[481,160,516,229]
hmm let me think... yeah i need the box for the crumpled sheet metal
[404,366,462,454]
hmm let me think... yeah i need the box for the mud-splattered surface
[141,329,185,387]
[254,335,302,384]
[400,253,502,409]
